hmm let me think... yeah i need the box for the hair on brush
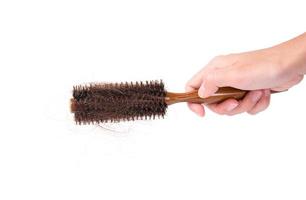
[71,80,168,124]
[71,79,283,124]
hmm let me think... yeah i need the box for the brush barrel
[165,87,248,105]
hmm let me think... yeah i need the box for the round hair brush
[70,80,281,124]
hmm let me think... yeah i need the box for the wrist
[274,33,306,76]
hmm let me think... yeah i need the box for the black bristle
[71,80,167,124]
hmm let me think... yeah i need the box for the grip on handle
[166,87,248,105]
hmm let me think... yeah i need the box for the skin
[186,33,306,117]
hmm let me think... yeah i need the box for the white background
[0,0,305,199]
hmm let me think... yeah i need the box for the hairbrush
[70,80,281,124]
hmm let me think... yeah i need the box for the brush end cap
[70,98,77,113]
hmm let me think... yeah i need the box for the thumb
[198,76,218,98]
[198,67,236,98]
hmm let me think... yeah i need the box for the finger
[185,85,195,93]
[227,90,263,115]
[199,66,243,98]
[206,99,239,115]
[188,56,239,98]
[186,67,220,99]
[247,89,271,115]
[187,103,205,117]
[198,75,219,98]
[186,56,230,95]
[185,75,206,117]
[185,68,207,91]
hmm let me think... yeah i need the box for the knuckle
[212,106,226,115]
[226,112,237,116]
[226,109,241,116]
[247,110,258,115]
[211,108,223,115]
[214,55,225,60]
[211,55,225,64]
[218,111,227,115]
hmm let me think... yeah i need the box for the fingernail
[198,87,205,98]
[226,102,238,111]
[252,91,262,102]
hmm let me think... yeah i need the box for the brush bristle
[71,80,167,124]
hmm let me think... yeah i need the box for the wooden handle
[165,87,281,105]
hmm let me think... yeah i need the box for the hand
[185,33,306,117]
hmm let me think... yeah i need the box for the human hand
[185,34,306,116]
